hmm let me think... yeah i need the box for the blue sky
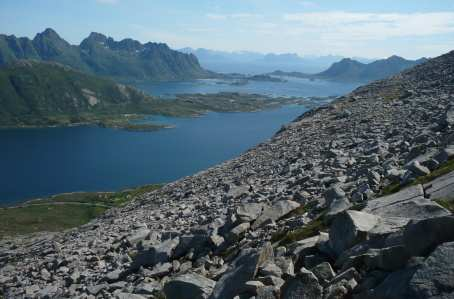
[1,0,454,58]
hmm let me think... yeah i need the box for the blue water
[133,77,360,98]
[0,79,360,205]
[0,106,307,205]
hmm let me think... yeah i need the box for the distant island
[269,55,427,83]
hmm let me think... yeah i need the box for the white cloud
[282,12,454,39]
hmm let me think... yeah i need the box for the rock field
[2,50,454,298]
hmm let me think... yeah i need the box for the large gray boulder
[280,267,323,299]
[236,203,265,222]
[424,170,454,200]
[210,243,273,299]
[329,210,407,256]
[131,237,180,270]
[163,272,215,299]
[403,215,454,256]
[174,234,209,258]
[326,197,352,220]
[407,241,454,298]
[363,185,450,220]
[252,200,300,229]
[361,242,454,299]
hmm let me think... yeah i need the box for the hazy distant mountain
[271,55,427,83]
[317,55,428,82]
[0,29,210,82]
[179,47,363,74]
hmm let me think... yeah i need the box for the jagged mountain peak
[0,29,209,81]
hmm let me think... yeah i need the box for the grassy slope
[0,60,159,127]
[0,184,161,238]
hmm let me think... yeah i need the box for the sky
[1,0,454,59]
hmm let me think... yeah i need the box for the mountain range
[179,47,375,74]
[270,55,427,83]
[0,29,210,82]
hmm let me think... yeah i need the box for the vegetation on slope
[0,184,161,238]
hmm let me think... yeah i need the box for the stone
[363,184,450,220]
[324,185,346,206]
[407,241,454,298]
[243,280,265,295]
[174,234,209,258]
[405,160,430,177]
[148,262,173,278]
[115,293,147,299]
[329,210,386,256]
[127,228,151,245]
[134,281,161,295]
[252,200,300,229]
[131,237,180,270]
[259,262,283,277]
[256,286,278,299]
[163,272,215,299]
[87,284,108,295]
[424,170,454,200]
[312,262,335,284]
[236,203,264,222]
[227,222,250,243]
[340,246,410,272]
[280,267,323,299]
[106,269,123,282]
[403,215,454,257]
[326,197,352,220]
[210,243,273,299]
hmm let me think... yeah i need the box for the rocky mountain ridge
[2,51,454,298]
[0,29,210,82]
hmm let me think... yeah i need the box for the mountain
[180,47,348,74]
[317,55,428,82]
[0,60,157,127]
[0,29,210,82]
[270,55,427,83]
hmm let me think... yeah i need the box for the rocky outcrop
[2,50,454,298]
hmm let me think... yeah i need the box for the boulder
[174,234,209,258]
[252,200,300,229]
[326,197,352,220]
[407,241,454,298]
[236,203,264,222]
[210,243,273,299]
[227,222,250,243]
[424,170,454,200]
[403,215,454,257]
[312,262,336,285]
[405,160,430,177]
[163,272,215,299]
[126,228,151,245]
[324,185,346,206]
[280,267,323,299]
[329,210,406,256]
[363,184,450,220]
[131,237,180,270]
[115,293,146,299]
